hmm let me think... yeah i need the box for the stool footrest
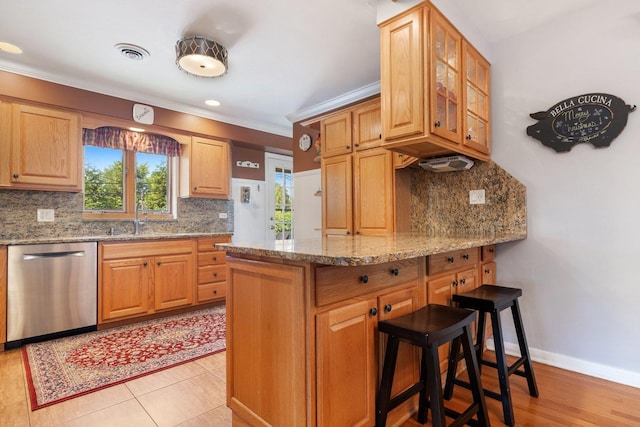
[387,382,424,413]
[450,378,504,403]
[446,405,481,427]
[481,355,527,377]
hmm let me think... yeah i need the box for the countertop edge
[219,233,526,266]
[0,232,233,246]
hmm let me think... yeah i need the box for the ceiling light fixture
[175,36,228,78]
[0,41,22,54]
[205,99,221,107]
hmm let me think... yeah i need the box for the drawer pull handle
[448,257,455,263]
[384,304,392,313]
[485,269,491,274]
[213,290,217,295]
[463,254,469,260]
[460,278,466,285]
[213,272,218,277]
[360,275,369,284]
[369,307,378,316]
[143,262,148,267]
[157,261,161,266]
[489,248,495,253]
[390,268,399,276]
[434,121,441,128]
[452,280,458,287]
[213,256,217,261]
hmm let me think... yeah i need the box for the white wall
[231,178,266,243]
[293,169,322,239]
[486,1,640,386]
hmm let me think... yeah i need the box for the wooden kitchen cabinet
[320,98,395,236]
[99,239,194,323]
[0,246,6,346]
[379,2,491,161]
[179,136,230,199]
[315,259,424,427]
[0,102,81,191]
[321,110,352,158]
[196,236,230,303]
[426,247,480,372]
[463,41,491,155]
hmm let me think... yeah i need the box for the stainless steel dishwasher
[6,241,98,346]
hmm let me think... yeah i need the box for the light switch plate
[37,208,55,222]
[218,213,228,219]
[469,190,485,205]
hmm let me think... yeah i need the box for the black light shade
[175,36,228,78]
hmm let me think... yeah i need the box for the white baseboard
[486,339,640,389]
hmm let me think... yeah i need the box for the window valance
[82,126,182,157]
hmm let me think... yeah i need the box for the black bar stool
[376,304,490,427]
[443,285,539,426]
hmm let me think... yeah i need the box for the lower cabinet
[99,239,195,323]
[0,245,6,346]
[315,259,425,427]
[196,236,230,303]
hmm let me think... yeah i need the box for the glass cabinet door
[463,41,490,154]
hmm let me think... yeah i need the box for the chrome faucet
[134,191,147,235]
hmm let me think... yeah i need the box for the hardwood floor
[1,347,639,426]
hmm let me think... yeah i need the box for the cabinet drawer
[198,282,226,302]
[198,251,226,266]
[427,248,479,276]
[316,258,419,306]
[481,245,496,262]
[198,264,226,284]
[197,236,230,252]
[102,239,192,259]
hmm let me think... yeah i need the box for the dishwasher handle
[23,250,86,261]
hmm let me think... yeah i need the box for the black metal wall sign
[526,93,635,152]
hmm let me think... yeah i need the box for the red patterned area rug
[22,305,226,410]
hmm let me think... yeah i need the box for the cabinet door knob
[466,134,472,140]
[484,269,491,274]
[213,256,217,261]
[452,280,458,287]
[345,145,350,150]
[390,268,399,276]
[143,262,148,267]
[489,248,495,253]
[354,143,359,147]
[463,254,469,260]
[379,133,382,139]
[355,230,360,235]
[460,278,466,284]
[448,257,455,263]
[369,307,378,317]
[157,261,161,266]
[193,186,198,191]
[384,304,392,313]
[213,290,217,295]
[360,275,369,284]
[12,173,19,179]
[434,121,441,128]
[346,231,350,235]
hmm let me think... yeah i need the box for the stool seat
[376,304,490,427]
[452,285,522,312]
[444,285,538,427]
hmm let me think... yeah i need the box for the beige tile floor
[0,347,232,427]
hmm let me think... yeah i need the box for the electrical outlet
[37,208,55,222]
[218,213,228,219]
[469,190,485,205]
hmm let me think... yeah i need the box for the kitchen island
[218,232,525,427]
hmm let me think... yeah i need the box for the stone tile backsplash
[0,190,233,240]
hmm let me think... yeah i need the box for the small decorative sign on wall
[526,93,635,152]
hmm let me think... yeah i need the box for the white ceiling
[0,0,599,138]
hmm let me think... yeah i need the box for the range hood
[418,155,474,172]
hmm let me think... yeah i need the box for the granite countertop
[217,231,526,266]
[0,232,233,246]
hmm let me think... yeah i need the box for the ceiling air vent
[418,155,474,172]
[115,43,150,61]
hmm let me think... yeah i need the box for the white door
[265,153,294,240]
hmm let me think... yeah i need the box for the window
[82,127,180,219]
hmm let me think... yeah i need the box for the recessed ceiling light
[205,99,221,107]
[0,42,22,54]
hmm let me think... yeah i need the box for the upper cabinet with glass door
[379,2,491,162]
